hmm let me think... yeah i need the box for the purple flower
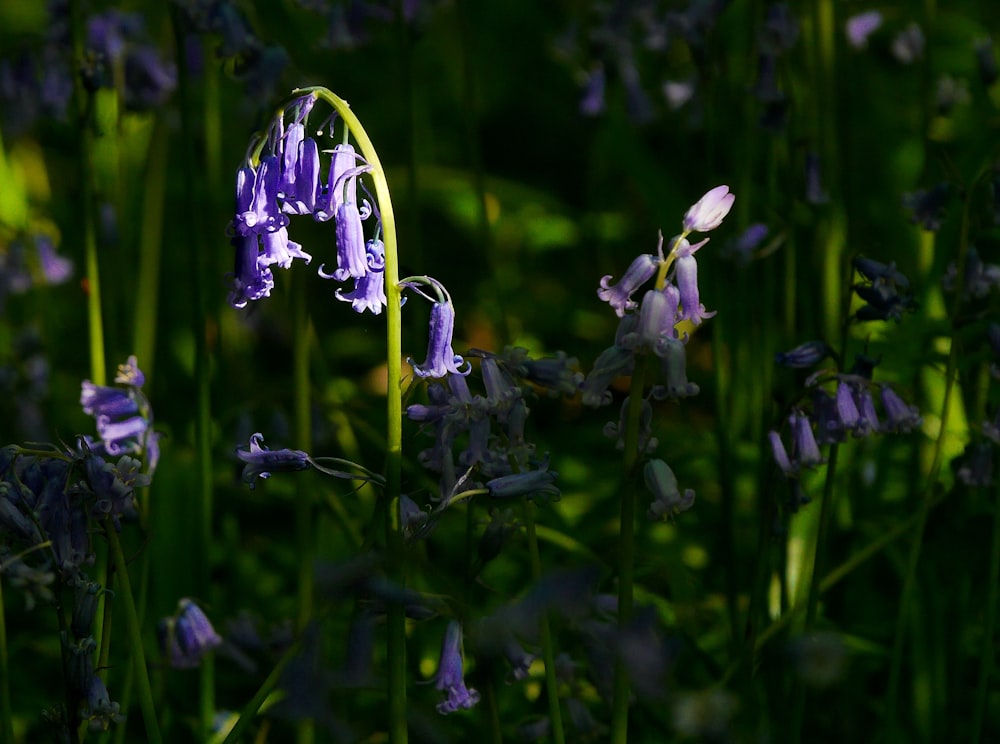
[645,459,695,520]
[892,22,924,64]
[486,458,559,501]
[673,238,715,326]
[332,201,368,281]
[81,356,153,458]
[159,598,222,669]
[411,302,471,379]
[902,183,950,231]
[852,257,910,288]
[651,337,700,400]
[259,226,312,269]
[597,254,659,318]
[683,185,734,233]
[34,235,73,285]
[723,222,769,264]
[335,239,387,314]
[845,11,882,49]
[879,385,922,433]
[775,340,830,368]
[580,64,605,116]
[581,345,634,407]
[228,234,275,308]
[246,156,288,234]
[431,621,480,714]
[236,432,311,488]
[315,144,360,221]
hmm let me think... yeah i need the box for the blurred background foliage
[1,0,1000,741]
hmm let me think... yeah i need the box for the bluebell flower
[499,347,583,397]
[431,621,480,714]
[879,385,922,433]
[246,155,288,234]
[581,346,634,407]
[775,340,830,368]
[486,458,559,501]
[503,636,536,682]
[651,337,700,400]
[683,186,734,233]
[159,598,223,669]
[335,238,386,314]
[81,356,154,460]
[835,381,862,435]
[33,235,73,286]
[315,144,360,221]
[236,432,311,487]
[673,238,715,325]
[260,226,312,269]
[282,135,321,215]
[892,22,924,64]
[411,302,471,379]
[852,386,880,435]
[769,410,823,477]
[902,183,950,231]
[853,257,910,288]
[811,388,845,445]
[228,233,275,307]
[645,459,695,520]
[845,10,882,50]
[597,253,658,318]
[604,396,658,454]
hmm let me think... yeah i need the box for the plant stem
[294,87,408,744]
[523,501,565,744]
[0,577,13,744]
[972,475,1000,742]
[105,522,161,744]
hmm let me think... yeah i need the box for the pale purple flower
[645,459,695,520]
[332,201,368,281]
[879,385,922,433]
[845,11,882,50]
[663,77,696,110]
[411,302,471,379]
[598,253,659,318]
[892,22,924,64]
[581,345,634,407]
[682,185,735,233]
[335,239,386,314]
[159,598,222,669]
[651,337,700,400]
[487,458,559,501]
[673,238,715,325]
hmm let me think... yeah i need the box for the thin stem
[293,87,407,744]
[972,475,1000,742]
[609,369,649,744]
[789,443,840,742]
[105,522,161,744]
[523,501,566,744]
[0,577,13,744]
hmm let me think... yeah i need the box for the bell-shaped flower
[277,121,304,199]
[682,185,734,233]
[645,459,695,520]
[412,302,471,379]
[651,336,700,399]
[314,143,359,222]
[332,200,368,280]
[430,621,480,714]
[581,346,634,407]
[673,238,715,325]
[775,340,830,368]
[246,156,287,233]
[597,253,658,318]
[260,225,311,270]
[879,385,922,433]
[228,234,274,308]
[282,136,321,215]
[790,410,823,467]
[236,432,311,488]
[159,598,223,669]
[335,239,386,314]
[486,458,559,501]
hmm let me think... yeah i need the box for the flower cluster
[81,355,159,471]
[851,256,918,322]
[585,185,735,519]
[227,93,386,314]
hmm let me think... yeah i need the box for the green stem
[105,522,161,744]
[609,367,649,744]
[972,475,1000,742]
[292,86,407,744]
[0,576,13,744]
[789,443,840,742]
[884,168,980,741]
[523,502,565,744]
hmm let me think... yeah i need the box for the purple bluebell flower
[228,233,275,308]
[673,238,715,325]
[283,135,321,215]
[597,253,658,318]
[431,621,480,714]
[33,235,73,285]
[852,257,910,288]
[835,381,862,434]
[236,432,311,488]
[651,337,700,400]
[81,356,153,459]
[604,396,658,454]
[580,64,606,116]
[683,185,734,233]
[335,239,386,314]
[503,636,536,682]
[486,458,559,501]
[159,598,223,669]
[246,156,288,234]
[331,200,368,280]
[775,340,830,368]
[852,386,880,435]
[411,302,471,379]
[879,385,922,433]
[582,346,634,407]
[315,144,360,221]
[770,410,824,476]
[902,183,950,231]
[845,11,882,50]
[259,226,312,269]
[504,348,583,397]
[400,494,431,540]
[854,283,918,323]
[92,413,146,455]
[892,22,924,64]
[812,389,845,445]
[645,459,695,520]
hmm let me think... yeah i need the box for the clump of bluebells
[770,258,923,506]
[0,356,158,736]
[585,184,735,519]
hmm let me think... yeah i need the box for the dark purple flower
[852,386,880,435]
[236,432,311,488]
[34,235,73,285]
[159,598,222,669]
[598,253,658,318]
[282,136,321,215]
[228,233,275,308]
[651,337,700,400]
[775,340,830,368]
[852,257,910,288]
[486,458,559,501]
[581,346,634,407]
[411,302,471,379]
[431,621,480,714]
[879,385,922,433]
[723,222,769,264]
